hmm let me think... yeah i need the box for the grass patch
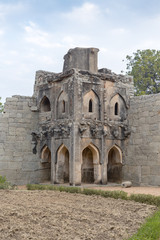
[130,193,160,207]
[26,184,160,207]
[0,175,15,189]
[26,184,128,200]
[127,209,160,240]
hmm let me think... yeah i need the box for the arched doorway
[81,144,101,184]
[107,146,122,183]
[82,147,94,183]
[41,145,51,181]
[56,145,69,183]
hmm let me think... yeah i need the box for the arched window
[89,99,93,112]
[115,102,118,115]
[62,100,65,113]
[40,96,51,112]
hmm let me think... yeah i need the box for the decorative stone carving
[79,125,87,135]
[54,123,71,137]
[90,125,98,136]
[111,126,119,138]
[123,125,131,138]
[31,132,40,154]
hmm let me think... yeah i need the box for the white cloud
[111,28,126,35]
[63,2,100,24]
[0,29,4,35]
[24,21,63,48]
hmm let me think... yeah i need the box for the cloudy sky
[1,0,160,102]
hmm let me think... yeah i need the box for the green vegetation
[128,209,160,240]
[0,97,3,113]
[130,193,160,207]
[126,49,160,95]
[26,184,160,207]
[0,175,14,189]
[27,184,128,200]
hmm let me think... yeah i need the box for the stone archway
[82,147,94,183]
[107,145,122,183]
[41,145,51,181]
[81,144,101,184]
[40,96,51,112]
[56,144,69,183]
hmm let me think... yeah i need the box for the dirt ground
[0,190,157,240]
[88,185,160,196]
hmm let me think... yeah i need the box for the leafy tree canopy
[0,97,3,113]
[126,49,160,95]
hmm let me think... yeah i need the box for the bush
[101,190,128,200]
[83,188,102,196]
[0,175,14,189]
[129,193,160,207]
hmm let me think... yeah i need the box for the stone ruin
[0,47,160,186]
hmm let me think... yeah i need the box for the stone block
[141,166,150,176]
[8,161,22,170]
[150,165,160,175]
[0,162,8,169]
[121,181,132,188]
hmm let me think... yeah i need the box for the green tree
[126,49,160,95]
[0,97,3,113]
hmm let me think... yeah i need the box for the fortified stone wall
[0,95,49,185]
[124,94,160,186]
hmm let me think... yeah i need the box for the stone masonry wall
[124,94,160,186]
[0,95,48,185]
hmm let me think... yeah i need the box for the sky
[1,0,160,102]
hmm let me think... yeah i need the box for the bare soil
[0,190,157,240]
[89,185,160,196]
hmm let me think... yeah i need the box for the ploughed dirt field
[0,190,157,240]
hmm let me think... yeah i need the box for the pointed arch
[110,93,127,120]
[83,89,100,120]
[40,96,51,112]
[57,90,68,119]
[41,145,51,163]
[81,143,101,183]
[110,93,126,107]
[56,144,70,183]
[40,145,51,181]
[107,145,122,183]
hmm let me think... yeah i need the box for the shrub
[83,188,102,196]
[0,175,14,189]
[101,190,128,200]
[129,194,160,207]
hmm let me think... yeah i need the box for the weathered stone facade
[0,47,159,186]
[124,94,160,186]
